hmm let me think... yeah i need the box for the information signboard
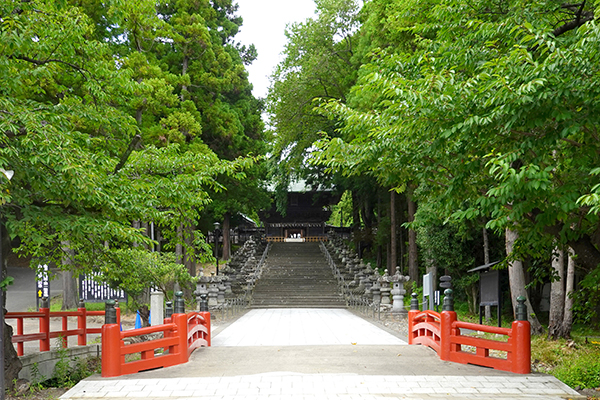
[36,264,50,309]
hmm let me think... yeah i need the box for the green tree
[0,0,260,382]
[267,0,362,207]
[155,0,269,260]
[313,0,600,335]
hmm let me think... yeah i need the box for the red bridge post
[512,296,531,374]
[101,300,121,378]
[173,291,189,364]
[440,289,457,362]
[407,293,419,345]
[39,298,50,352]
[77,300,87,346]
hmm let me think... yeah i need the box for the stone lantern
[379,269,392,305]
[208,274,219,307]
[217,276,227,304]
[195,274,210,311]
[391,272,410,314]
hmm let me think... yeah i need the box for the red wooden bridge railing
[6,299,120,356]
[408,291,530,374]
[101,293,211,377]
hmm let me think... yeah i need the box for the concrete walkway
[212,308,406,346]
[60,309,582,400]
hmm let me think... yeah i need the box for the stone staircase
[250,242,346,308]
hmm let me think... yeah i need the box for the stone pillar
[150,290,164,326]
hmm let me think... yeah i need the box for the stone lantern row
[194,236,267,310]
[323,232,410,314]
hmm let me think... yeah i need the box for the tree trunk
[560,248,576,338]
[469,284,478,314]
[181,55,189,100]
[132,220,140,247]
[185,221,195,275]
[548,247,565,339]
[386,242,391,272]
[176,223,183,265]
[141,222,149,250]
[351,190,361,250]
[390,190,397,275]
[407,191,418,282]
[482,226,490,264]
[61,242,79,310]
[2,222,22,389]
[505,228,544,334]
[222,212,231,260]
[483,226,491,321]
[398,194,406,275]
[174,223,183,292]
[360,196,374,258]
[565,233,600,273]
[377,192,382,270]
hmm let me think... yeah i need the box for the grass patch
[47,294,128,312]
[532,335,600,389]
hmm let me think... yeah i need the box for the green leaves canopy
[0,0,263,287]
[313,0,600,269]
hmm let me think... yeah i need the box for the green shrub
[553,353,600,388]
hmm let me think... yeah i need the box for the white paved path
[212,308,407,346]
[60,309,583,400]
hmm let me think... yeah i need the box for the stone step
[251,297,346,303]
[252,292,342,298]
[249,242,345,309]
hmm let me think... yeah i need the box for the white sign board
[422,273,434,310]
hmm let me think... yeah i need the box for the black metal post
[165,301,173,319]
[200,294,208,312]
[213,222,220,276]
[516,296,527,321]
[105,299,117,324]
[410,292,419,311]
[442,289,454,312]
[174,291,185,314]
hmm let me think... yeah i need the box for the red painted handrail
[407,310,441,354]
[6,306,120,356]
[101,311,210,377]
[408,309,530,374]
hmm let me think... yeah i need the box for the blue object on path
[135,310,151,329]
[135,311,141,329]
